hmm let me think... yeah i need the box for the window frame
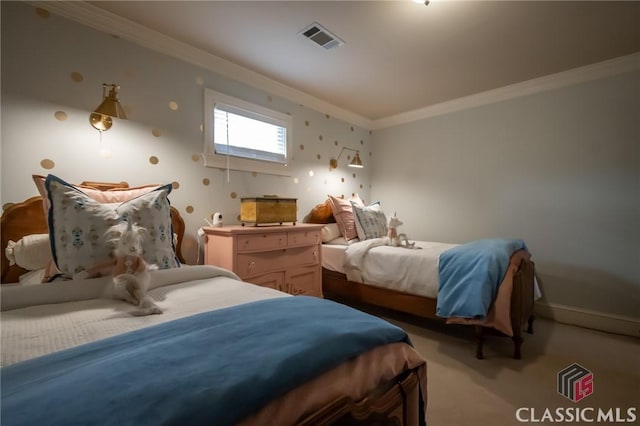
[203,88,293,176]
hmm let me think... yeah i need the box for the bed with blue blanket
[322,237,537,360]
[0,194,427,426]
[1,266,427,426]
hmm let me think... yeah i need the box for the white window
[203,89,293,176]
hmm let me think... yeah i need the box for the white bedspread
[1,265,288,366]
[343,239,458,298]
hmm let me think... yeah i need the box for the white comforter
[1,265,288,366]
[344,239,458,298]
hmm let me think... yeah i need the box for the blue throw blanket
[2,297,411,426]
[436,238,527,319]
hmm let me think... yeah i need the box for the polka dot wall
[0,3,372,264]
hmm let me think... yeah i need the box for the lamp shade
[349,151,363,168]
[94,85,127,119]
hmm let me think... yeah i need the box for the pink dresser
[203,224,324,297]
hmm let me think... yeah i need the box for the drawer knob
[248,261,256,271]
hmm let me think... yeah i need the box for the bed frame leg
[512,335,523,360]
[527,315,535,334]
[474,326,484,360]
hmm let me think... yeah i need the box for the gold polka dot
[319,135,323,141]
[192,154,201,162]
[186,206,194,214]
[316,154,321,160]
[152,129,162,137]
[369,151,372,157]
[36,8,49,18]
[360,184,364,189]
[54,111,67,121]
[341,178,345,183]
[230,192,237,199]
[149,156,159,165]
[3,202,15,211]
[70,72,83,82]
[352,193,356,198]
[252,172,257,177]
[369,130,372,135]
[267,95,272,102]
[195,76,204,86]
[305,121,310,127]
[352,173,356,178]
[169,101,178,111]
[325,114,330,119]
[286,112,291,115]
[40,159,55,169]
[308,170,314,177]
[360,139,364,145]
[350,126,354,132]
[111,34,121,39]
[202,178,210,186]
[299,144,304,150]
[172,181,180,190]
[293,177,299,184]
[334,140,338,146]
[237,214,242,221]
[199,124,204,133]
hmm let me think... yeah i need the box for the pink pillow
[33,175,161,208]
[328,194,364,241]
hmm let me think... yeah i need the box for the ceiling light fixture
[329,147,363,170]
[89,83,127,132]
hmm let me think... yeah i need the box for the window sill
[202,153,292,177]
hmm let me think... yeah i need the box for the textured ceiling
[89,1,640,120]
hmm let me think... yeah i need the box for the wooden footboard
[298,367,423,426]
[322,259,536,359]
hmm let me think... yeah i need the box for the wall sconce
[329,147,363,170]
[89,83,127,132]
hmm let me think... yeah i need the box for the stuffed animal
[104,219,162,316]
[387,213,417,249]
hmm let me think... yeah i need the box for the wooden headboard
[1,182,186,284]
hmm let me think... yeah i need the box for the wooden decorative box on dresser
[203,224,324,297]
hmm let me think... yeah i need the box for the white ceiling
[80,1,639,123]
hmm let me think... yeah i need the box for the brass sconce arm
[329,147,363,169]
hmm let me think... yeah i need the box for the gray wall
[0,3,371,264]
[371,71,640,319]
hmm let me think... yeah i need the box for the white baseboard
[535,302,640,338]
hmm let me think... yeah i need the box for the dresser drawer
[287,229,321,248]
[283,245,320,268]
[245,271,285,290]
[235,250,286,278]
[237,232,286,252]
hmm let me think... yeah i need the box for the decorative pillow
[33,175,160,208]
[306,199,336,224]
[321,223,341,243]
[5,234,51,270]
[352,201,388,240]
[45,175,179,278]
[328,194,364,241]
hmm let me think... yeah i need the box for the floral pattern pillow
[351,201,388,240]
[45,174,179,278]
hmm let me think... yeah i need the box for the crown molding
[29,1,373,130]
[27,2,640,132]
[372,52,640,130]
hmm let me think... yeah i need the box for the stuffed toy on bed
[387,213,418,249]
[107,219,162,316]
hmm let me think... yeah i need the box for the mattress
[322,240,457,298]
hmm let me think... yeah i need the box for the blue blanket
[436,238,527,319]
[1,296,410,426]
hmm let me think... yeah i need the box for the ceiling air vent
[300,22,345,50]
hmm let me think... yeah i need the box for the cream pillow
[5,234,51,271]
[321,223,342,243]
